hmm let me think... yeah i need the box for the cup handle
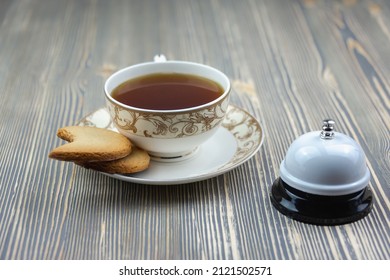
[153,54,167,62]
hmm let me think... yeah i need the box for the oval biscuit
[49,126,132,162]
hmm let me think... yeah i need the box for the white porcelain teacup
[104,56,231,162]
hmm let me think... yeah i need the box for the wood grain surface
[0,0,389,260]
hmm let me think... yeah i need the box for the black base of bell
[270,178,373,225]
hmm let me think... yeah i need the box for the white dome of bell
[279,123,370,196]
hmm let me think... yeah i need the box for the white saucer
[78,105,264,185]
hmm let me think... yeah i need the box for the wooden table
[0,0,388,260]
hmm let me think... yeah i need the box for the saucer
[78,105,264,185]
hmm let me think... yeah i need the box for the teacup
[104,56,231,162]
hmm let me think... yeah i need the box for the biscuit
[49,126,132,162]
[78,146,150,174]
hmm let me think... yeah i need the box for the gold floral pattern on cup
[107,96,229,139]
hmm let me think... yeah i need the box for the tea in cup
[105,58,231,162]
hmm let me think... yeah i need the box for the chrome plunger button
[320,119,335,139]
